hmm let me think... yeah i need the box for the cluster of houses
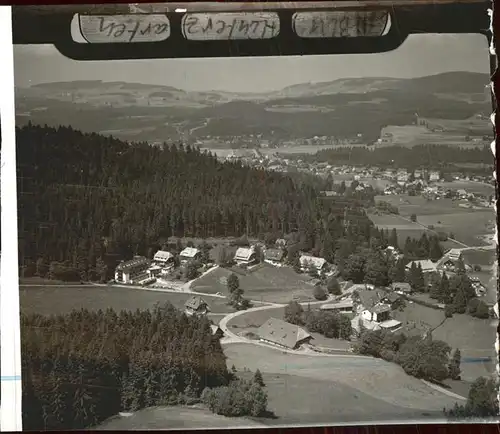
[114,247,203,284]
[114,237,334,285]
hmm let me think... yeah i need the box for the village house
[390,282,412,295]
[234,246,257,266]
[384,245,402,261]
[405,259,437,274]
[115,256,151,284]
[184,296,210,317]
[352,289,403,332]
[429,171,440,182]
[299,254,327,273]
[179,247,201,265]
[264,248,286,266]
[320,299,354,314]
[396,169,409,184]
[256,318,313,350]
[353,289,401,316]
[152,250,175,273]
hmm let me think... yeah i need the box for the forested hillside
[17,123,374,279]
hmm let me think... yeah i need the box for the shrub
[313,285,328,301]
[201,379,269,418]
[444,304,455,318]
[326,276,342,295]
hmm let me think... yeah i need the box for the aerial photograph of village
[13,24,498,430]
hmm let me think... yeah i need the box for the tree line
[309,144,493,174]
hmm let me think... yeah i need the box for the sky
[13,33,490,93]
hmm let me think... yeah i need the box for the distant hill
[15,72,491,144]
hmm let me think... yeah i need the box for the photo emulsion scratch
[10,2,500,430]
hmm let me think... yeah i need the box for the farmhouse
[256,318,313,350]
[299,254,327,273]
[184,296,210,317]
[179,247,201,265]
[320,299,354,314]
[234,247,257,266]
[405,259,437,274]
[264,248,286,266]
[391,282,412,295]
[115,256,150,284]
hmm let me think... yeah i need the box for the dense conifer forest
[16,123,375,280]
[22,303,231,430]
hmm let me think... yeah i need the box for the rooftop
[257,318,312,349]
[180,247,200,258]
[264,248,285,262]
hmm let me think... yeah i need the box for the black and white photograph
[12,3,498,430]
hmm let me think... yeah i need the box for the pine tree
[429,273,442,300]
[449,349,462,380]
[429,236,444,261]
[253,369,265,387]
[389,228,399,250]
[227,273,240,294]
[440,272,452,304]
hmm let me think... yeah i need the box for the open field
[191,264,317,303]
[375,194,487,216]
[367,213,427,244]
[236,370,443,425]
[393,303,496,381]
[435,181,495,197]
[379,115,491,147]
[19,285,234,316]
[96,406,266,430]
[415,212,494,246]
[224,343,461,413]
[370,195,495,247]
[226,306,285,331]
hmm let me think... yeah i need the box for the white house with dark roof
[234,246,257,266]
[152,250,175,273]
[115,256,151,284]
[179,247,201,265]
[299,254,327,273]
